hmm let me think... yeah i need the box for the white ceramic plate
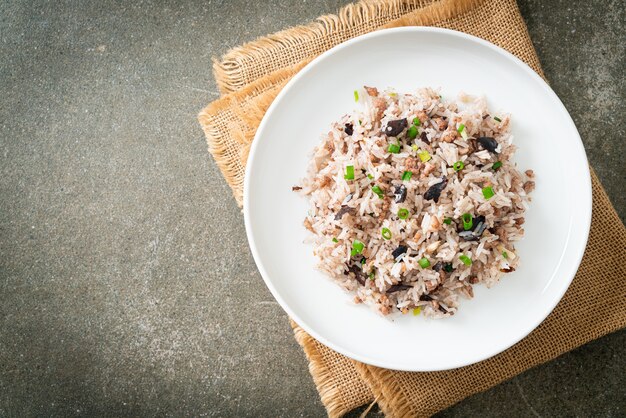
[244,28,591,371]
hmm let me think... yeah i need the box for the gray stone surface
[0,0,623,416]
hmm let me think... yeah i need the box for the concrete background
[0,0,623,416]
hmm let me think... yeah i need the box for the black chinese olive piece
[458,215,488,241]
[424,177,448,203]
[344,123,354,136]
[394,184,407,203]
[473,216,488,235]
[382,118,408,137]
[391,245,408,259]
[387,284,412,293]
[477,136,499,153]
[334,205,354,220]
[346,263,366,285]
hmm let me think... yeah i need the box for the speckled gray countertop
[1,0,624,416]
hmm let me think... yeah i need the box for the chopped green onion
[351,240,364,256]
[401,171,413,181]
[418,257,430,268]
[502,251,508,259]
[461,213,473,230]
[457,123,469,140]
[381,227,392,240]
[332,237,338,243]
[459,254,472,266]
[482,186,495,199]
[369,270,375,280]
[494,116,502,122]
[388,143,401,154]
[360,257,366,265]
[367,173,374,180]
[413,307,421,316]
[397,208,409,219]
[344,165,355,180]
[412,117,421,126]
[358,120,362,125]
[443,263,454,272]
[418,150,431,162]
[407,125,418,139]
[389,92,397,97]
[453,161,465,172]
[372,185,384,199]
[492,161,502,171]
[411,144,418,151]
[353,90,359,102]
[443,217,452,225]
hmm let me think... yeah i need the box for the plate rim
[243,27,592,371]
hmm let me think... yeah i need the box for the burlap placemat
[198,0,626,416]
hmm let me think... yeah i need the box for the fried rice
[294,87,535,318]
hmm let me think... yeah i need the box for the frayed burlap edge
[383,0,483,27]
[213,0,437,93]
[291,320,365,418]
[214,0,543,94]
[198,62,308,204]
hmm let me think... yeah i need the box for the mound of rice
[295,87,534,318]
